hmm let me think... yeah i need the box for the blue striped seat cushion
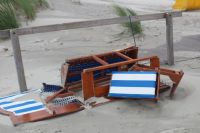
[0,99,45,116]
[0,93,26,103]
[108,71,157,99]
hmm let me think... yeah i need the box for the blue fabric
[0,94,16,100]
[109,71,157,99]
[108,93,155,99]
[14,105,44,114]
[0,101,12,105]
[67,57,126,83]
[111,80,156,87]
[3,100,37,110]
[42,83,62,92]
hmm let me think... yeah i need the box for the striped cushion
[0,99,45,116]
[108,71,157,99]
[0,93,26,103]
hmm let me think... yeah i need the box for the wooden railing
[0,11,182,92]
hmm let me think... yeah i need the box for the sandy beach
[0,0,200,132]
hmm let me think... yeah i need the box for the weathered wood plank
[115,51,132,60]
[83,56,158,73]
[165,13,175,66]
[0,11,182,92]
[82,72,95,100]
[0,30,10,38]
[92,55,109,65]
[15,12,182,36]
[10,30,28,92]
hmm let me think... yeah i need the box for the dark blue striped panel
[67,75,81,83]
[67,58,125,83]
[111,80,156,87]
[0,101,12,105]
[3,101,37,110]
[112,71,156,74]
[106,57,125,64]
[108,93,155,99]
[43,83,62,92]
[14,105,44,114]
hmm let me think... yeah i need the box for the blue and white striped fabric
[0,93,26,103]
[0,99,45,116]
[108,71,157,99]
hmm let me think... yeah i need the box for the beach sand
[0,0,200,132]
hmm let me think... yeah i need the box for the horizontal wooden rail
[0,11,182,92]
[0,11,182,38]
[92,55,109,65]
[66,46,137,63]
[115,51,132,60]
[0,30,10,38]
[83,56,159,73]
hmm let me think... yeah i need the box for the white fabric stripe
[109,87,156,95]
[0,94,26,103]
[6,102,44,112]
[0,99,35,108]
[112,74,156,81]
[14,108,46,116]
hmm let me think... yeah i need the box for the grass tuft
[0,0,49,30]
[113,5,142,35]
[0,2,19,30]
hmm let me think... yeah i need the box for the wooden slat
[83,56,158,73]
[61,63,69,87]
[94,85,109,97]
[0,11,181,38]
[150,56,160,68]
[10,30,28,92]
[165,13,174,66]
[115,51,132,60]
[13,12,182,36]
[82,72,95,100]
[92,55,109,65]
[66,46,137,63]
[0,30,10,38]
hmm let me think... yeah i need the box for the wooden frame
[81,56,160,101]
[131,64,184,97]
[81,55,183,102]
[62,46,138,88]
[10,103,84,126]
[0,11,182,92]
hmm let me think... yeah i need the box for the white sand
[0,0,200,132]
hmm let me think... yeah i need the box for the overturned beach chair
[57,47,183,105]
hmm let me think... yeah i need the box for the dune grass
[0,0,48,30]
[113,5,142,35]
[0,2,18,30]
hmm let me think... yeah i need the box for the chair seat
[108,71,157,99]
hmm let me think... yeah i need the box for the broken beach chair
[58,45,183,106]
[80,56,183,106]
[9,83,84,126]
[61,46,138,90]
[108,71,159,101]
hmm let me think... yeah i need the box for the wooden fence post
[165,13,174,66]
[10,29,28,92]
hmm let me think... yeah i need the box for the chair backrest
[108,71,157,99]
